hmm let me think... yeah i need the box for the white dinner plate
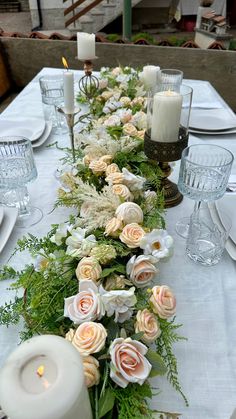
[215,195,236,245]
[189,109,236,131]
[208,203,236,261]
[32,121,52,148]
[0,207,18,254]
[189,128,236,136]
[0,118,46,142]
[0,207,4,227]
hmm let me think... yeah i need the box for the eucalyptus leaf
[146,349,167,376]
[98,387,115,419]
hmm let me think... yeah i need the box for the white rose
[104,115,121,127]
[109,338,152,388]
[64,280,105,324]
[140,229,174,259]
[99,78,108,89]
[126,254,159,288]
[115,202,143,224]
[122,168,145,192]
[100,286,137,323]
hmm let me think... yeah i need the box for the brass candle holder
[144,129,188,208]
[78,59,99,100]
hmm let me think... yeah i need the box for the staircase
[0,0,21,13]
[63,0,142,33]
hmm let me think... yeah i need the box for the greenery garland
[0,66,187,418]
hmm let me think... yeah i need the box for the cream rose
[119,223,145,248]
[123,123,138,137]
[115,202,143,225]
[126,254,159,288]
[89,160,107,175]
[72,321,107,356]
[83,356,100,388]
[112,184,133,201]
[83,155,93,166]
[99,155,113,165]
[65,328,75,342]
[120,96,131,106]
[105,217,123,237]
[76,257,102,283]
[135,309,161,344]
[101,91,113,100]
[105,172,124,185]
[64,280,105,324]
[105,163,121,176]
[109,338,152,388]
[150,285,176,319]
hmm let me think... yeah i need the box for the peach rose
[83,356,100,388]
[109,337,152,388]
[76,257,102,283]
[65,328,75,342]
[99,155,113,165]
[119,223,145,248]
[112,184,133,201]
[105,217,123,237]
[126,254,159,288]
[123,123,138,137]
[105,163,121,176]
[72,321,107,356]
[135,309,161,344]
[150,285,176,319]
[89,160,107,175]
[64,280,105,324]
[105,172,124,185]
[115,202,143,225]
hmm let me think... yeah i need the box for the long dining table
[0,67,236,419]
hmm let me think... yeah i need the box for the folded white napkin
[0,117,45,142]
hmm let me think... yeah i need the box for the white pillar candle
[142,65,160,91]
[151,91,183,142]
[0,335,92,419]
[77,32,96,60]
[63,70,75,114]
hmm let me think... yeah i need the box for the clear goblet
[177,144,234,265]
[0,137,43,228]
[39,75,67,135]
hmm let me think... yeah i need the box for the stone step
[0,1,21,12]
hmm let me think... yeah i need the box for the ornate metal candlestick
[78,59,99,100]
[144,129,188,207]
[145,84,193,208]
[57,107,81,162]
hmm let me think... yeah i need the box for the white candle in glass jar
[0,335,92,419]
[151,90,183,142]
[142,65,160,91]
[77,32,96,60]
[63,70,74,114]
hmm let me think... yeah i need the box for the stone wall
[1,38,236,111]
[19,0,29,12]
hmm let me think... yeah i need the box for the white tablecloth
[0,68,236,419]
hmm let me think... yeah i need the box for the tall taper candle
[63,70,74,114]
[0,335,92,419]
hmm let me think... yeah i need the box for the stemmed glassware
[177,144,234,265]
[39,75,67,135]
[0,137,43,227]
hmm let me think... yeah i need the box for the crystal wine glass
[39,75,67,135]
[0,137,43,228]
[177,144,234,264]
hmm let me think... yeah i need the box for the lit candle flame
[62,56,69,70]
[37,365,44,378]
[36,365,50,389]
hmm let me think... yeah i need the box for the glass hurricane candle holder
[144,84,193,207]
